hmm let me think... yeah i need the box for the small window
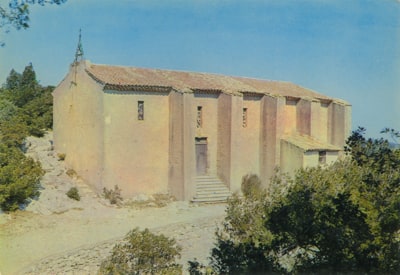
[242,108,248,128]
[138,101,144,120]
[319,151,326,164]
[197,106,202,128]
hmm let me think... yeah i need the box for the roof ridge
[84,60,335,100]
[89,62,279,83]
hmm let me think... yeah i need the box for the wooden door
[195,138,207,175]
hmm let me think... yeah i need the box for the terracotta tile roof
[85,61,331,100]
[282,134,342,152]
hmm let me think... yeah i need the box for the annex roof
[85,61,332,100]
[282,134,342,152]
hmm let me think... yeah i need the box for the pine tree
[4,69,21,90]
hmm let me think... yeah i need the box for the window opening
[138,101,144,120]
[242,108,248,128]
[319,151,326,164]
[197,106,202,128]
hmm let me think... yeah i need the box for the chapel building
[53,60,351,201]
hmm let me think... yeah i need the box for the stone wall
[328,101,352,148]
[193,92,219,175]
[168,91,196,200]
[259,95,285,187]
[53,62,104,192]
[102,90,170,197]
[280,140,304,175]
[233,94,262,187]
[216,93,232,187]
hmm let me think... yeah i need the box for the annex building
[53,60,351,201]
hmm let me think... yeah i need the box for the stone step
[192,195,230,203]
[195,177,224,182]
[192,175,231,203]
[196,186,230,192]
[195,182,227,189]
[195,180,224,185]
[192,193,230,199]
[196,177,221,182]
[194,190,230,196]
[195,189,231,195]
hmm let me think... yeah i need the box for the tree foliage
[0,114,29,147]
[211,129,400,274]
[0,64,52,211]
[66,187,80,201]
[4,69,21,90]
[0,63,53,140]
[0,144,44,211]
[99,228,182,275]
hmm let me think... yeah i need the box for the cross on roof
[74,29,84,63]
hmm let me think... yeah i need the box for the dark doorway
[195,137,207,175]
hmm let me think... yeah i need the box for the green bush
[0,114,29,148]
[19,86,53,136]
[210,190,276,274]
[0,64,54,140]
[57,153,66,161]
[241,173,262,198]
[66,168,77,178]
[210,129,400,274]
[99,228,182,275]
[0,144,44,211]
[188,259,216,275]
[0,64,54,212]
[103,185,123,205]
[66,187,80,201]
[0,98,18,121]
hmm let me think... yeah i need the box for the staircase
[191,175,231,203]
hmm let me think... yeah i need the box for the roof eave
[103,84,172,93]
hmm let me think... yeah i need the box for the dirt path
[0,133,227,274]
[1,202,225,274]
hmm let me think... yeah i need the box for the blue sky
[0,0,399,138]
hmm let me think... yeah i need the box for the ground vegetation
[0,64,53,211]
[99,228,182,275]
[210,128,400,274]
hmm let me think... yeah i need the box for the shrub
[0,114,29,148]
[210,128,400,274]
[57,153,66,161]
[20,86,53,135]
[66,168,77,178]
[210,190,276,274]
[188,259,216,275]
[66,187,80,201]
[0,98,18,121]
[0,144,44,211]
[241,173,262,198]
[103,185,123,205]
[99,228,182,275]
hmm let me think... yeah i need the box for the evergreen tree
[0,144,44,211]
[0,64,54,212]
[211,128,400,274]
[0,98,18,121]
[20,62,38,89]
[12,63,40,107]
[4,69,21,90]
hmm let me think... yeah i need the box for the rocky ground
[0,132,227,274]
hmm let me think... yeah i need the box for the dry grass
[123,194,176,209]
[57,153,66,161]
[66,169,78,178]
